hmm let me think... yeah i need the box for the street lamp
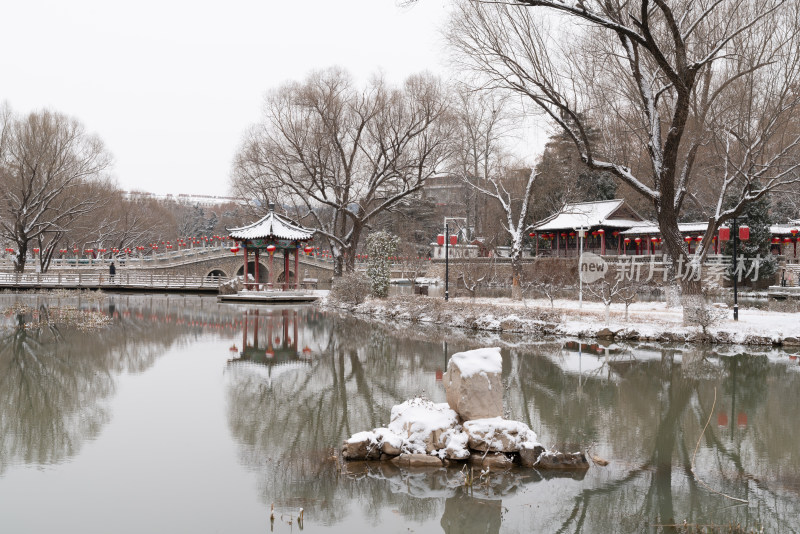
[575,226,588,309]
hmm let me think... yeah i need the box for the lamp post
[445,222,449,302]
[732,217,739,321]
[576,226,587,309]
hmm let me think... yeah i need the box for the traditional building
[532,199,647,256]
[228,207,315,290]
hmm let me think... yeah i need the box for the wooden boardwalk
[0,272,222,292]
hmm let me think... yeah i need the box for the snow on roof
[621,222,708,235]
[448,347,502,377]
[534,200,645,231]
[622,222,800,235]
[228,210,314,241]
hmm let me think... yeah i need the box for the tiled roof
[228,211,314,241]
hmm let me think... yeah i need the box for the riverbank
[324,295,800,347]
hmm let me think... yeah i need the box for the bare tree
[526,258,574,308]
[456,257,496,298]
[447,0,800,298]
[232,68,454,276]
[0,107,112,272]
[464,166,538,299]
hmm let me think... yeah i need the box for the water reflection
[227,310,800,533]
[1,294,799,533]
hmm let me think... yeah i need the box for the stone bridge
[0,247,337,285]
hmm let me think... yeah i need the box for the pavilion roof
[228,210,314,241]
[534,199,646,231]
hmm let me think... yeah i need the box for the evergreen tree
[723,193,777,286]
[366,231,399,298]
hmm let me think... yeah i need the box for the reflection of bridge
[0,247,337,290]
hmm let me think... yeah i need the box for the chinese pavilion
[228,206,315,290]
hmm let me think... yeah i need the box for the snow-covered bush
[329,272,371,306]
[684,299,727,336]
[366,231,399,298]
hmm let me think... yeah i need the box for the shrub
[329,272,371,306]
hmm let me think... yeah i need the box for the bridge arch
[207,268,228,279]
[236,262,268,284]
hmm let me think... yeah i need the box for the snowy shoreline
[324,295,800,348]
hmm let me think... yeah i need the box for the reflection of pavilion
[232,309,314,365]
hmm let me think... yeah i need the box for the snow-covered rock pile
[342,347,588,470]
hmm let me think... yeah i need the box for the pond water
[0,293,798,533]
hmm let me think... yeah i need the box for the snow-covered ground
[325,295,800,347]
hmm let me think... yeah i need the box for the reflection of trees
[0,307,114,473]
[504,345,800,532]
[226,310,800,532]
[0,294,246,475]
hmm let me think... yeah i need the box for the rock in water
[388,398,459,454]
[463,417,538,453]
[444,347,503,421]
[535,451,590,470]
[519,443,546,467]
[391,453,444,468]
[342,431,382,460]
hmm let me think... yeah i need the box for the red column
[294,248,300,289]
[600,232,606,256]
[254,250,260,290]
[253,309,259,347]
[269,251,274,289]
[243,247,249,289]
[242,311,248,348]
[283,251,289,291]
[556,233,560,257]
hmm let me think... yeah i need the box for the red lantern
[772,237,781,244]
[230,246,240,254]
[624,237,631,244]
[719,227,730,241]
[791,228,799,236]
[304,246,313,254]
[266,244,277,254]
[612,231,620,237]
[738,226,749,241]
[529,232,536,238]
[650,237,658,243]
[695,236,702,242]
[784,237,792,243]
[634,237,641,244]
[450,235,457,246]
[684,236,692,243]
[597,229,605,235]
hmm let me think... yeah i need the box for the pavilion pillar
[294,248,300,290]
[292,310,298,349]
[283,250,289,291]
[556,233,560,258]
[253,309,259,347]
[617,235,621,256]
[535,237,538,257]
[254,250,260,290]
[242,311,248,349]
[243,247,249,290]
[269,251,275,289]
[600,232,606,256]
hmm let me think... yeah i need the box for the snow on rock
[444,347,503,421]
[388,398,459,454]
[448,347,502,378]
[463,417,539,453]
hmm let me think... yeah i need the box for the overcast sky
[1,0,543,197]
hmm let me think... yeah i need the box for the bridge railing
[0,271,223,289]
